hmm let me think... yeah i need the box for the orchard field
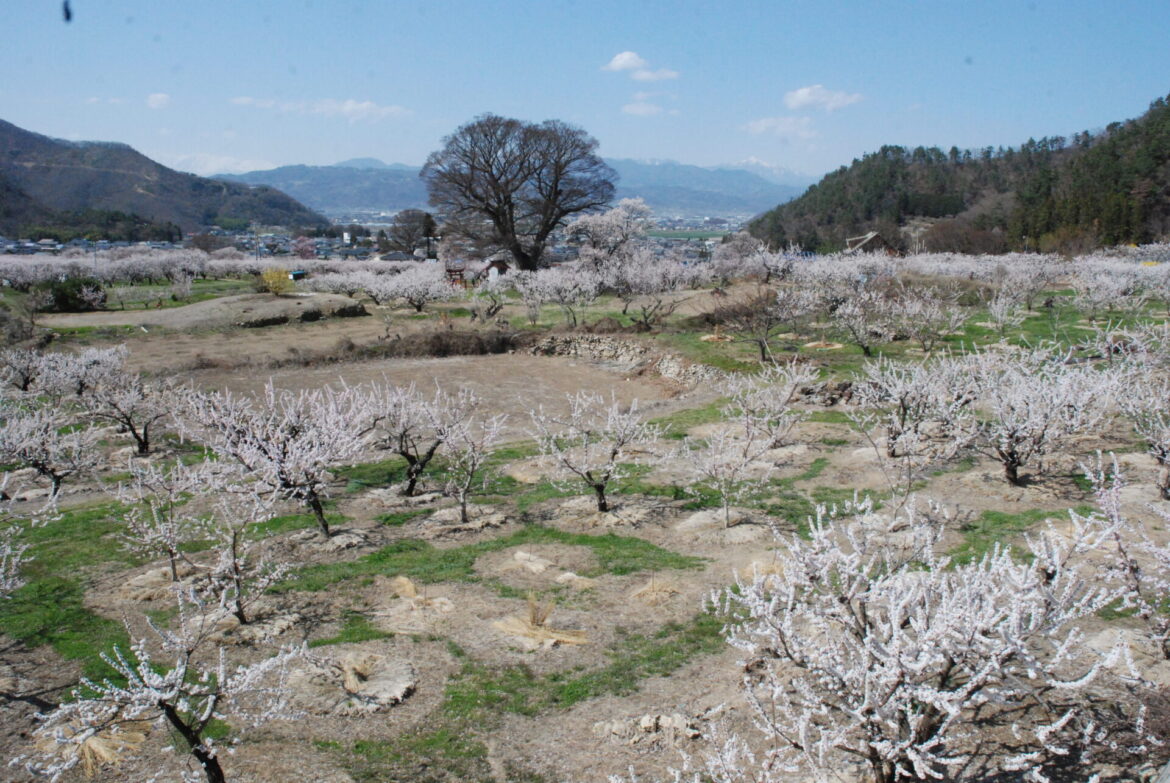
[4,229,1170,782]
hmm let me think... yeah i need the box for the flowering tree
[444,412,508,523]
[713,285,791,364]
[466,276,509,323]
[182,382,375,537]
[567,197,652,270]
[984,286,1026,337]
[830,287,898,357]
[115,460,216,583]
[702,496,1128,783]
[20,590,300,783]
[0,348,45,393]
[607,248,692,328]
[1083,455,1170,658]
[683,363,814,526]
[385,264,455,312]
[530,392,663,512]
[200,490,289,626]
[1121,377,1170,499]
[80,371,178,456]
[35,346,129,402]
[0,401,101,497]
[518,265,602,327]
[973,350,1119,485]
[891,284,968,353]
[370,383,478,497]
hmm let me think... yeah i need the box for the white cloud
[631,68,679,82]
[230,96,410,123]
[743,116,817,140]
[163,153,277,176]
[783,84,862,112]
[146,93,171,109]
[603,51,678,81]
[310,98,411,122]
[602,51,648,71]
[622,101,663,117]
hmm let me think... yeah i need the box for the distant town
[0,213,744,260]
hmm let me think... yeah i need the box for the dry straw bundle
[492,593,588,647]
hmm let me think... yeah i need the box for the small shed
[844,231,898,256]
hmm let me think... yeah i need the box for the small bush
[257,267,293,295]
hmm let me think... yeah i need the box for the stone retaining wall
[528,334,724,387]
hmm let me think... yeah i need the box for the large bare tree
[421,114,616,271]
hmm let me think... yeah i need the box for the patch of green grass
[337,456,409,492]
[486,477,580,514]
[250,510,340,538]
[950,505,1094,565]
[485,440,541,466]
[789,456,829,484]
[0,577,130,680]
[317,727,500,783]
[804,409,856,426]
[655,331,759,373]
[762,492,816,529]
[1097,598,1140,621]
[648,400,727,439]
[309,612,393,648]
[376,509,431,527]
[820,436,849,446]
[276,525,704,593]
[443,612,725,718]
[17,501,131,575]
[0,502,141,679]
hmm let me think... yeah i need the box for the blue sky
[3,0,1169,179]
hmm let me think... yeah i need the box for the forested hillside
[749,93,1170,253]
[0,119,329,235]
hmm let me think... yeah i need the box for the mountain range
[749,93,1170,253]
[0,119,329,236]
[215,157,809,218]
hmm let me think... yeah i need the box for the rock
[12,486,53,502]
[504,459,547,484]
[512,550,554,574]
[364,488,443,507]
[420,508,507,538]
[315,531,368,553]
[119,564,200,601]
[289,647,416,715]
[593,712,701,745]
[554,571,597,589]
[761,444,809,463]
[675,508,749,531]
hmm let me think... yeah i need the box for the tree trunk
[403,465,421,497]
[135,424,151,456]
[1004,460,1021,486]
[308,495,331,537]
[592,484,609,513]
[160,703,226,783]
